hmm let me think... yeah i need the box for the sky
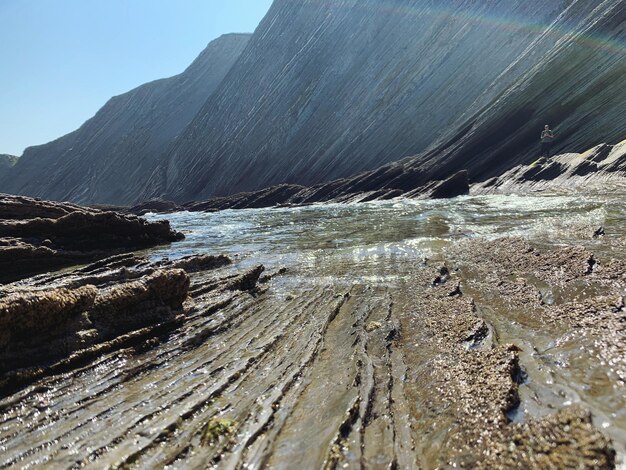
[0,0,273,156]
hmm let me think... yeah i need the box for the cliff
[154,0,626,202]
[0,155,17,178]
[2,1,625,204]
[407,0,626,185]
[0,34,250,204]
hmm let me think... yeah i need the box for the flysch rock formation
[0,194,184,282]
[176,169,469,212]
[472,139,626,194]
[152,0,626,202]
[408,1,626,186]
[126,139,625,212]
[127,167,470,213]
[0,34,250,205]
[3,1,624,205]
[0,234,622,467]
[0,252,257,394]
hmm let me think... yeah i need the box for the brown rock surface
[0,236,621,467]
[0,194,184,282]
[0,252,263,393]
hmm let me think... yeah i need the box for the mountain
[153,0,626,202]
[0,155,17,178]
[3,1,625,204]
[1,33,251,204]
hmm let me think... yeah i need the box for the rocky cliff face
[1,34,250,204]
[2,1,624,204]
[408,0,626,184]
[0,155,17,179]
[154,0,626,202]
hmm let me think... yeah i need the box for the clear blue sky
[0,0,273,156]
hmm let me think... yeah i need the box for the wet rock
[177,165,466,211]
[0,252,262,393]
[409,170,470,199]
[447,281,463,297]
[0,267,189,389]
[469,407,615,469]
[129,199,182,216]
[186,184,306,211]
[451,237,596,284]
[259,267,288,284]
[365,321,383,332]
[593,226,606,238]
[0,194,184,282]
[431,266,452,287]
[473,141,626,195]
[158,254,232,273]
[0,233,619,467]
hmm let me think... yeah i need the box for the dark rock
[226,265,265,292]
[185,184,305,211]
[593,227,606,238]
[128,199,182,216]
[0,194,184,283]
[448,281,463,297]
[172,165,467,212]
[159,254,232,273]
[473,142,626,195]
[0,155,17,179]
[413,170,470,199]
[432,266,451,287]
[518,161,565,182]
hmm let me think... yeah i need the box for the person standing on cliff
[540,124,555,157]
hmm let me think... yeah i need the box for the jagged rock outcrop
[0,194,184,282]
[180,166,469,211]
[0,252,262,393]
[0,34,250,204]
[472,140,626,194]
[408,170,469,199]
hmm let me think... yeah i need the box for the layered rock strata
[472,139,626,194]
[0,252,260,394]
[3,1,624,204]
[0,236,621,467]
[141,141,625,213]
[0,194,183,282]
[1,34,251,204]
[155,0,626,202]
[164,169,470,212]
